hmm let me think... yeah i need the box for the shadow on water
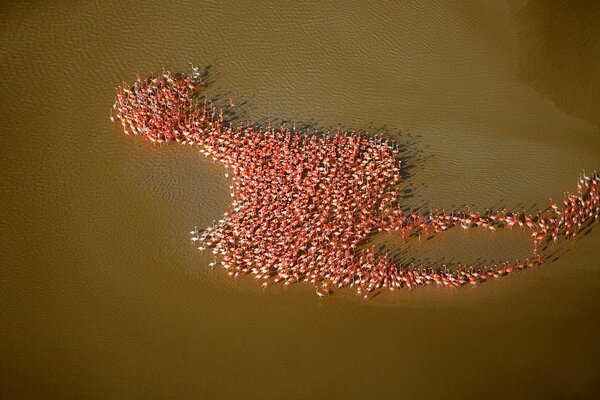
[513,0,600,129]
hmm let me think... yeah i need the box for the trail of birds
[112,67,599,298]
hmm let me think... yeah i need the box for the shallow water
[1,1,600,398]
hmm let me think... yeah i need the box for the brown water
[2,1,600,398]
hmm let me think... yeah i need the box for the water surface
[1,1,599,398]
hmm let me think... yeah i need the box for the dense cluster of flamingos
[112,68,599,297]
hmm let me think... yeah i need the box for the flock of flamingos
[111,67,599,298]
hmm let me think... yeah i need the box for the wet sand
[1,0,600,398]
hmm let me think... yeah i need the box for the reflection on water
[1,1,600,399]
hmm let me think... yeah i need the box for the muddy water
[1,1,599,398]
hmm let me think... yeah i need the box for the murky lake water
[1,1,599,398]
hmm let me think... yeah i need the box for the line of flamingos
[112,67,599,298]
